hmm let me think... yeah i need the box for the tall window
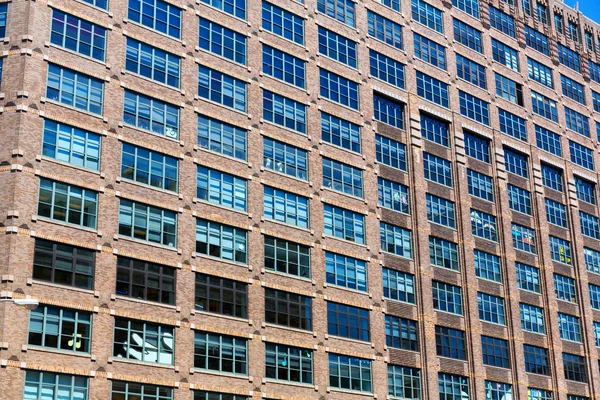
[200,18,247,65]
[528,58,553,88]
[128,0,181,37]
[414,33,446,70]
[376,134,407,170]
[426,194,456,229]
[561,75,586,105]
[453,19,483,52]
[265,343,313,384]
[580,211,600,239]
[590,60,600,83]
[328,302,370,341]
[421,114,449,147]
[194,331,247,374]
[432,280,463,315]
[554,273,577,303]
[328,354,372,392]
[459,90,490,125]
[50,10,106,61]
[564,107,590,137]
[492,39,519,71]
[512,224,536,254]
[370,50,405,89]
[499,109,527,141]
[195,219,247,263]
[429,236,459,271]
[528,389,553,400]
[590,283,600,309]
[263,90,306,133]
[549,236,572,265]
[516,262,541,293]
[456,54,486,89]
[317,26,358,68]
[585,247,600,274]
[535,125,562,156]
[325,251,366,291]
[46,64,104,115]
[125,38,180,88]
[262,2,304,44]
[378,177,410,214]
[196,166,246,211]
[265,236,310,279]
[545,198,568,228]
[569,141,595,170]
[321,112,361,153]
[474,250,501,283]
[265,288,312,330]
[438,373,469,399]
[116,257,176,305]
[541,163,564,192]
[520,303,545,334]
[523,344,550,375]
[525,26,549,55]
[489,5,514,37]
[111,381,173,400]
[201,0,245,18]
[28,304,92,353]
[423,152,452,186]
[317,0,355,27]
[563,353,586,382]
[24,371,88,400]
[558,313,581,342]
[263,186,309,228]
[323,158,363,198]
[33,239,95,290]
[471,209,498,241]
[38,178,98,229]
[478,292,506,325]
[197,115,246,161]
[263,137,308,180]
[388,365,421,399]
[320,69,359,110]
[42,120,101,171]
[464,132,490,163]
[367,11,402,50]
[122,143,178,192]
[481,335,510,368]
[508,185,532,215]
[485,381,513,400]
[0,3,7,36]
[262,45,304,87]
[383,268,415,304]
[123,90,179,139]
[113,318,174,365]
[531,90,558,122]
[557,43,581,72]
[324,204,365,244]
[435,326,466,359]
[195,273,247,318]
[453,0,479,17]
[374,94,405,130]
[118,199,177,247]
[380,222,412,258]
[198,66,246,112]
[504,148,529,178]
[416,71,449,107]
[386,315,418,351]
[467,170,494,202]
[495,73,523,106]
[412,0,444,33]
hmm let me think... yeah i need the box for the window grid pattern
[554,273,577,303]
[429,236,459,271]
[123,90,179,139]
[117,257,176,305]
[454,19,483,52]
[414,33,446,69]
[369,50,405,89]
[478,292,506,325]
[113,318,174,365]
[325,251,366,291]
[263,137,308,180]
[33,239,95,290]
[111,381,173,400]
[24,371,88,400]
[508,184,532,215]
[388,365,421,399]
[38,178,98,229]
[542,164,564,192]
[456,54,486,89]
[467,169,494,202]
[416,71,449,107]
[195,218,247,263]
[438,373,469,399]
[557,313,581,342]
[321,112,361,153]
[128,0,181,37]
[585,247,600,274]
[423,152,452,186]
[523,344,550,375]
[118,199,177,248]
[564,107,590,137]
[42,120,101,171]
[28,304,92,353]
[382,268,415,304]
[318,26,357,68]
[412,0,444,33]
[324,204,365,244]
[320,69,359,110]
[265,236,310,279]
[194,273,247,318]
[481,335,510,368]
[561,75,585,105]
[471,209,498,241]
[263,186,309,228]
[435,325,466,360]
[374,94,405,129]
[499,108,527,141]
[504,148,529,178]
[492,39,519,71]
[386,315,418,351]
[378,177,410,214]
[489,5,515,37]
[328,354,372,392]
[122,143,178,192]
[193,331,247,374]
[531,90,558,122]
[459,90,490,125]
[474,250,501,283]
[580,211,600,239]
[525,26,549,55]
[426,194,456,229]
[46,64,104,115]
[262,2,304,44]
[198,65,246,112]
[380,221,412,259]
[265,343,313,384]
[535,125,562,156]
[516,262,541,293]
[265,288,312,330]
[197,115,246,161]
[528,57,553,87]
[569,141,595,170]
[545,198,568,228]
[558,43,581,72]
[262,45,304,88]
[376,134,407,170]
[50,10,106,61]
[549,236,572,265]
[196,166,246,211]
[317,0,355,27]
[563,353,586,382]
[367,11,402,50]
[432,280,463,315]
[263,90,306,134]
[520,303,545,334]
[125,38,180,88]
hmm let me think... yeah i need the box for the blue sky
[565,0,600,24]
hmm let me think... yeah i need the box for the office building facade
[1,0,600,398]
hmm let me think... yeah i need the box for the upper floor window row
[46,64,104,115]
[412,0,444,33]
[200,18,247,65]
[50,10,106,61]
[367,10,402,50]
[128,0,181,38]
[42,119,101,171]
[262,2,304,45]
[318,0,355,27]
[201,0,245,19]
[125,37,180,88]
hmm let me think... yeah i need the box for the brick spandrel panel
[2,0,600,398]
